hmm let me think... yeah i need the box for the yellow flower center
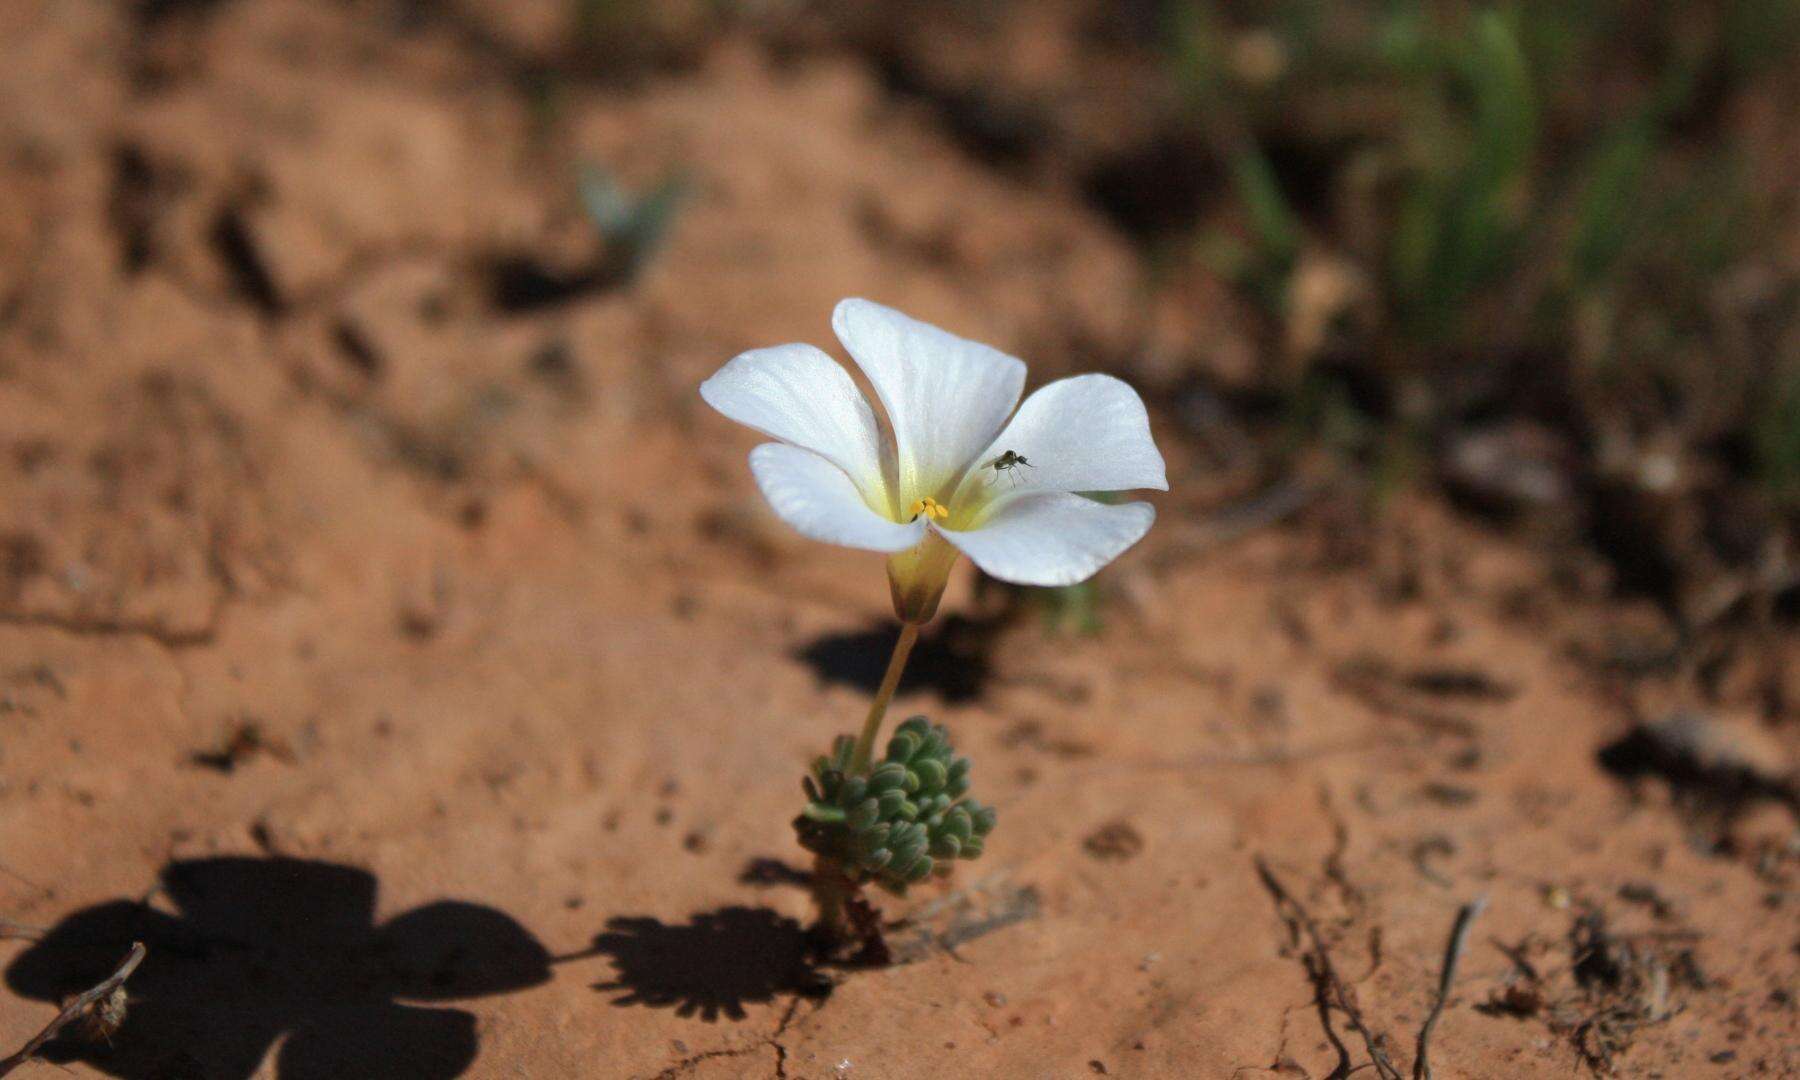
[908,497,949,522]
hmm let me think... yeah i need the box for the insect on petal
[957,374,1167,509]
[832,298,1024,501]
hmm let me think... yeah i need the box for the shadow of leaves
[589,907,831,1022]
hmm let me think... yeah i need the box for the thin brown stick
[1254,857,1402,1080]
[0,942,146,1077]
[1413,897,1487,1080]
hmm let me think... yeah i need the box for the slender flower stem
[810,853,852,942]
[847,621,920,774]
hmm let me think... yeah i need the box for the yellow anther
[908,497,949,522]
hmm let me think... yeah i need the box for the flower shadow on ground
[793,614,1002,705]
[4,857,553,1079]
[587,907,832,1022]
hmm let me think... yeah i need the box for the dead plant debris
[0,942,145,1078]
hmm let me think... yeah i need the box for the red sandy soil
[0,3,1795,1078]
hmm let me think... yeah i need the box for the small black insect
[984,450,1034,485]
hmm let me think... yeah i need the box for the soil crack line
[645,996,806,1080]
[1254,856,1401,1080]
[0,610,218,650]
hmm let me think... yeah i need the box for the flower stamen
[908,497,949,523]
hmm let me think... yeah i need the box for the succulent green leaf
[847,797,881,831]
[795,716,992,891]
[885,731,920,763]
[868,762,909,793]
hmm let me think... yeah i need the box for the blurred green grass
[1180,2,1788,343]
[1165,0,1798,520]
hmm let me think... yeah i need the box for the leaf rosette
[795,717,996,894]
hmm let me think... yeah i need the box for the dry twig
[0,942,146,1077]
[1413,897,1487,1080]
[1254,857,1402,1080]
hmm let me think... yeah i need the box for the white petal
[701,344,888,500]
[936,493,1155,587]
[748,443,926,553]
[957,374,1167,506]
[832,298,1025,500]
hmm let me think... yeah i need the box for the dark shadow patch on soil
[134,0,234,29]
[1595,713,1799,820]
[107,143,174,275]
[588,907,831,1022]
[737,858,813,889]
[1079,129,1221,244]
[210,205,283,316]
[863,50,1048,171]
[4,857,552,1079]
[793,615,1000,704]
[483,254,610,313]
[1584,482,1686,610]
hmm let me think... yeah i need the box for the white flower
[701,299,1167,621]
